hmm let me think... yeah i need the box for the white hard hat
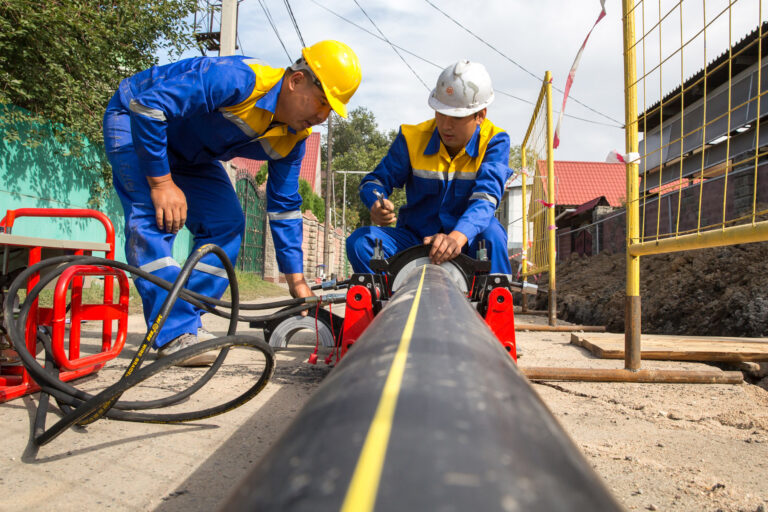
[428,60,495,117]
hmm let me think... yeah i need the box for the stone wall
[263,210,348,284]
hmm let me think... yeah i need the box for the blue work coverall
[347,118,513,274]
[103,56,309,347]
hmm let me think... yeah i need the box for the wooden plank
[517,323,606,332]
[0,233,111,252]
[571,332,768,362]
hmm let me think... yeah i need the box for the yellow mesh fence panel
[521,77,555,278]
[625,0,768,255]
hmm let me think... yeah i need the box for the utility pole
[336,171,370,233]
[219,0,238,185]
[323,114,333,278]
[219,0,238,57]
[342,171,347,245]
[336,171,369,275]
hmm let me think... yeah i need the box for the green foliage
[324,107,396,231]
[299,178,325,223]
[255,163,268,185]
[222,271,287,301]
[509,144,541,175]
[0,0,198,204]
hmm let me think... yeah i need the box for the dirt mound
[533,242,768,336]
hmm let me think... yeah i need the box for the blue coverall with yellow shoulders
[103,55,309,347]
[347,117,513,274]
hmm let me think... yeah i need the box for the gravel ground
[1,300,766,511]
[516,318,768,512]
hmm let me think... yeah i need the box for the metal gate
[235,173,266,276]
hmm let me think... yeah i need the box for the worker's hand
[371,198,397,226]
[147,175,187,234]
[423,231,468,265]
[286,273,314,316]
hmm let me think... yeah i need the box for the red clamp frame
[340,285,375,358]
[483,287,517,362]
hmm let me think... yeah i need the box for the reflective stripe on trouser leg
[346,226,422,273]
[107,149,200,347]
[173,161,245,331]
[107,149,245,347]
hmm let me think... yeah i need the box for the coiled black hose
[3,243,344,446]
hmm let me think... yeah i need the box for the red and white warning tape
[553,0,607,149]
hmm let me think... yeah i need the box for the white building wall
[496,174,527,257]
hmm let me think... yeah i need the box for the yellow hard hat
[301,40,361,118]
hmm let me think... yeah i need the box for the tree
[255,163,268,186]
[0,0,198,203]
[509,144,540,176]
[323,107,397,231]
[299,178,324,223]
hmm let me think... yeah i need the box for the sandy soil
[517,315,768,512]
[1,300,767,510]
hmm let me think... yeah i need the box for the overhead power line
[351,0,430,91]
[422,0,624,127]
[283,0,306,47]
[306,0,622,129]
[309,0,440,68]
[259,0,293,61]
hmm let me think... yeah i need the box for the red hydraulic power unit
[0,208,130,402]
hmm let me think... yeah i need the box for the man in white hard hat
[347,60,512,274]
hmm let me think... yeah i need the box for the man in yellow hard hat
[103,41,361,365]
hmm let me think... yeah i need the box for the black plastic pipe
[220,264,622,511]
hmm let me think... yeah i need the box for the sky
[160,0,766,164]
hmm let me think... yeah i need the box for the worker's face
[276,71,332,131]
[435,109,486,154]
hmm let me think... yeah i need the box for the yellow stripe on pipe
[340,265,427,512]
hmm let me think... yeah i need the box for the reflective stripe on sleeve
[268,210,303,220]
[360,178,384,191]
[470,192,498,207]
[129,100,167,121]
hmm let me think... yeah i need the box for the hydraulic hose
[3,244,344,446]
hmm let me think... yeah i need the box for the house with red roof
[497,160,626,261]
[536,160,626,211]
[228,131,323,192]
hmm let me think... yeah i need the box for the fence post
[622,0,641,370]
[544,71,557,327]
[521,146,529,313]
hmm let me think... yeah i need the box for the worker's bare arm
[285,273,314,316]
[285,273,313,298]
[147,174,187,234]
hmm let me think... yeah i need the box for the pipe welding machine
[254,242,538,364]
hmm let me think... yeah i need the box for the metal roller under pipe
[220,264,622,511]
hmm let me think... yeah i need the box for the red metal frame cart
[0,208,129,402]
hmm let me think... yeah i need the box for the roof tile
[229,132,323,192]
[537,160,626,207]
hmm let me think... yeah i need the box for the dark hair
[287,58,323,90]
